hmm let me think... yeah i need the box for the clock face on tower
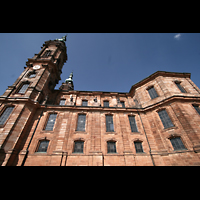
[33,65,41,70]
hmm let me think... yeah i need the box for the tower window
[0,107,14,126]
[73,141,84,153]
[175,82,186,93]
[29,73,36,78]
[45,113,57,131]
[59,99,66,105]
[76,114,86,131]
[104,101,109,107]
[128,116,138,132]
[134,141,144,153]
[82,100,88,106]
[170,137,186,151]
[148,86,159,99]
[18,83,29,94]
[36,140,49,153]
[42,50,52,58]
[106,115,114,132]
[158,109,174,129]
[120,101,125,108]
[107,141,117,153]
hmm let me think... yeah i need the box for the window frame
[44,113,57,131]
[174,81,187,93]
[128,115,138,132]
[103,101,109,107]
[17,82,30,94]
[36,140,50,153]
[192,104,200,115]
[76,114,86,132]
[120,101,125,108]
[82,100,88,107]
[134,141,144,153]
[106,115,114,132]
[170,137,187,151]
[29,73,36,78]
[73,140,84,154]
[107,141,117,154]
[41,50,52,58]
[59,99,66,105]
[157,109,174,129]
[147,86,159,99]
[0,106,14,127]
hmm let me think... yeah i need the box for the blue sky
[0,33,200,95]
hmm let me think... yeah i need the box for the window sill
[106,153,118,155]
[40,130,54,133]
[34,152,48,155]
[74,131,87,134]
[173,148,187,152]
[161,126,178,132]
[105,131,117,135]
[130,132,142,135]
[72,152,84,155]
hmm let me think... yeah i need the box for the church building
[1,36,200,166]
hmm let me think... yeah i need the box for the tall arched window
[18,83,29,94]
[106,115,114,132]
[36,140,49,153]
[28,72,36,78]
[76,114,86,131]
[73,140,84,153]
[134,141,144,153]
[157,109,174,129]
[107,141,117,153]
[45,113,57,131]
[0,106,14,126]
[170,137,186,151]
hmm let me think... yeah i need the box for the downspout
[136,108,155,166]
[21,105,46,166]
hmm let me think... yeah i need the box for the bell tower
[1,35,68,104]
[0,36,68,166]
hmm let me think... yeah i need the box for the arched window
[174,81,187,93]
[157,109,174,129]
[28,72,36,78]
[147,86,159,99]
[36,140,49,153]
[76,114,86,131]
[134,141,144,153]
[42,50,52,58]
[73,140,84,153]
[106,115,114,132]
[170,137,186,151]
[18,83,29,94]
[103,101,109,107]
[44,113,57,131]
[107,141,117,153]
[59,99,66,105]
[128,115,138,132]
[0,106,14,126]
[82,100,88,106]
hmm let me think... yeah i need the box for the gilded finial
[65,72,73,83]
[55,34,68,42]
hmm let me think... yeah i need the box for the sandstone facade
[1,38,200,166]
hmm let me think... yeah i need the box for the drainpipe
[21,105,46,166]
[137,108,155,166]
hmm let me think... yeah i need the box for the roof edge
[129,71,191,94]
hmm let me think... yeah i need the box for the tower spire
[55,34,68,42]
[65,72,73,83]
[59,72,74,91]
